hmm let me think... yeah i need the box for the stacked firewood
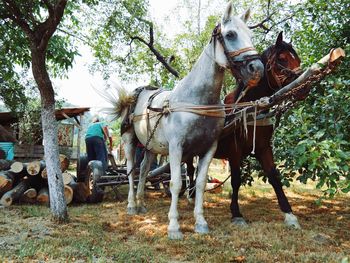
[0,155,90,207]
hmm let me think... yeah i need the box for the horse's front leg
[122,133,137,215]
[136,150,156,214]
[168,143,183,240]
[258,147,301,229]
[194,141,217,234]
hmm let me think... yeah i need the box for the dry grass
[0,161,349,262]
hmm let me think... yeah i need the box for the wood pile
[0,154,90,207]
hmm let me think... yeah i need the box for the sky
[55,0,179,114]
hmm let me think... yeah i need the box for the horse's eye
[226,31,237,40]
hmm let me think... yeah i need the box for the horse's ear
[276,32,283,46]
[222,2,233,23]
[241,8,251,23]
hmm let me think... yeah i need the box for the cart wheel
[86,160,104,203]
[162,174,187,198]
[77,154,88,182]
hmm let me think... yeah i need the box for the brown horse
[187,32,303,228]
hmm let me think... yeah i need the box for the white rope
[251,104,257,155]
[243,108,248,138]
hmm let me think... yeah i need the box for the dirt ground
[0,168,349,262]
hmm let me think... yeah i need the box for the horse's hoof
[137,206,147,214]
[231,217,248,227]
[168,231,183,240]
[127,207,137,215]
[195,223,209,234]
[284,213,301,229]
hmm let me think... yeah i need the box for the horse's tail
[100,85,135,120]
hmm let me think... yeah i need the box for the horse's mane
[261,41,299,63]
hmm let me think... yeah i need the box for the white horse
[112,2,264,240]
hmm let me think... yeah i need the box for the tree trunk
[31,46,67,222]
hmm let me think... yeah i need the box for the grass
[0,161,349,262]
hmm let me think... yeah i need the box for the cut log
[19,188,38,204]
[36,187,49,204]
[10,161,25,174]
[0,171,16,194]
[69,181,90,203]
[41,155,70,179]
[0,178,30,207]
[41,168,48,179]
[26,160,45,176]
[23,188,37,199]
[62,172,74,185]
[64,185,73,205]
[0,159,14,171]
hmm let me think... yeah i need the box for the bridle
[265,46,302,91]
[211,24,261,85]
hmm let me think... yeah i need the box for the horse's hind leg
[122,132,137,215]
[185,158,196,201]
[230,157,248,226]
[259,148,301,229]
[136,150,156,213]
[194,141,218,234]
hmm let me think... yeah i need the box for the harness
[265,47,301,91]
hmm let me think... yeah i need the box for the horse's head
[212,3,264,89]
[262,32,302,91]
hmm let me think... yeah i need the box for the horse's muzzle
[244,59,264,88]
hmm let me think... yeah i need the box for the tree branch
[36,0,67,51]
[130,35,179,78]
[57,27,91,46]
[149,22,154,45]
[2,0,33,37]
[42,0,54,17]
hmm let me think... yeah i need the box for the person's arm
[102,125,113,152]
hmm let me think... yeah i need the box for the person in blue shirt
[85,116,113,171]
